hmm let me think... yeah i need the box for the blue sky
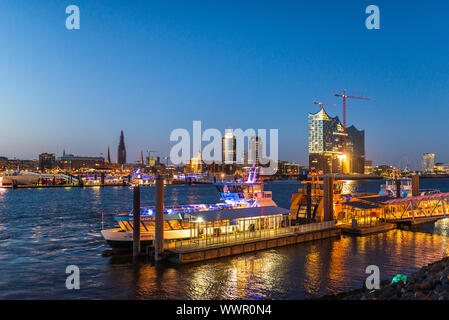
[0,0,448,168]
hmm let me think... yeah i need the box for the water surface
[1,178,449,299]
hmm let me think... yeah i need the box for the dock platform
[167,221,341,264]
[338,223,396,236]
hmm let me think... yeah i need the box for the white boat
[379,177,440,198]
[0,171,79,187]
[101,167,278,250]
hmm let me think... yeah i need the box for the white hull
[101,228,193,242]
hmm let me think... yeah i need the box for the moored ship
[101,167,279,250]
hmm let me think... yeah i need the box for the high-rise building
[248,136,262,165]
[188,151,203,173]
[364,160,373,174]
[422,153,435,173]
[308,108,365,174]
[222,129,236,165]
[117,130,126,165]
[346,125,365,174]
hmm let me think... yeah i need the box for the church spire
[107,146,111,163]
[117,130,126,165]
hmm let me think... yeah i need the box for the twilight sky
[0,0,448,169]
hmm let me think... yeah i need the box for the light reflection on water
[0,179,449,299]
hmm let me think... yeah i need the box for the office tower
[222,129,236,165]
[422,153,436,173]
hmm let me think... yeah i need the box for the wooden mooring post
[306,183,312,221]
[155,176,165,261]
[323,175,334,221]
[412,175,419,197]
[133,186,141,258]
[396,179,401,198]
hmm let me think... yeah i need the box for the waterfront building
[57,152,105,170]
[308,108,365,174]
[117,130,127,165]
[38,153,56,171]
[146,156,160,167]
[0,156,7,170]
[188,151,203,173]
[277,161,301,175]
[364,160,373,174]
[222,129,236,165]
[422,153,435,173]
[435,163,449,174]
[1,158,37,171]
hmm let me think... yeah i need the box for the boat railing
[263,191,272,198]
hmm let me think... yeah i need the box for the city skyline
[0,1,448,168]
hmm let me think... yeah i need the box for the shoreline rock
[319,257,449,300]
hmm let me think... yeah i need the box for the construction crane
[146,150,158,166]
[334,89,370,153]
[313,101,336,110]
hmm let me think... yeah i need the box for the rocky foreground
[322,257,449,300]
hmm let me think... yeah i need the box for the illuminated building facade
[222,130,236,165]
[422,153,435,173]
[188,151,203,173]
[308,108,365,174]
[435,163,449,174]
[57,151,105,170]
[364,160,373,174]
[248,136,262,166]
[146,156,160,167]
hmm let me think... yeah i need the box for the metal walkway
[383,192,449,222]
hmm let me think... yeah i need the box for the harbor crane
[334,89,370,153]
[313,101,336,110]
[146,150,158,166]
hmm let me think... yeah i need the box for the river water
[1,178,449,299]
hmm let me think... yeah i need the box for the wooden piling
[412,175,419,197]
[155,176,165,261]
[396,179,401,198]
[306,183,312,221]
[323,175,334,221]
[133,186,141,258]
